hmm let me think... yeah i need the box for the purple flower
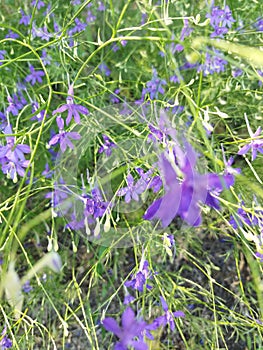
[52,84,89,125]
[0,50,6,65]
[206,5,235,38]
[125,259,153,292]
[82,187,109,220]
[22,280,33,293]
[45,177,71,212]
[98,62,111,76]
[197,48,228,75]
[102,307,148,350]
[42,162,53,179]
[98,134,116,157]
[19,9,31,26]
[25,65,45,85]
[86,10,96,23]
[48,117,81,153]
[31,101,47,122]
[237,113,263,161]
[97,1,106,11]
[152,296,185,332]
[142,68,167,100]
[180,19,193,41]
[144,141,233,227]
[5,30,19,39]
[0,327,12,349]
[117,173,145,203]
[31,0,46,9]
[254,17,263,32]
[68,18,87,36]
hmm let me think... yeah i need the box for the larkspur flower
[48,116,81,153]
[5,30,19,39]
[0,327,12,349]
[98,134,116,157]
[52,84,89,125]
[98,62,111,76]
[180,19,193,41]
[254,17,263,32]
[25,65,45,85]
[19,9,31,26]
[117,173,145,203]
[102,307,148,350]
[0,50,6,65]
[142,68,167,100]
[152,296,185,331]
[198,48,228,76]
[86,10,96,23]
[237,113,263,161]
[206,5,235,38]
[125,259,153,292]
[144,141,233,227]
[31,0,45,9]
[31,101,47,122]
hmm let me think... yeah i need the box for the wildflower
[22,280,33,293]
[98,134,116,157]
[86,10,96,23]
[0,327,12,349]
[180,19,193,41]
[198,48,228,75]
[117,173,145,203]
[31,101,47,122]
[0,50,6,65]
[125,259,153,292]
[25,65,45,85]
[19,9,31,26]
[144,141,233,227]
[52,84,89,125]
[206,5,235,38]
[5,30,19,39]
[254,17,263,32]
[68,18,87,36]
[153,296,185,331]
[45,177,70,211]
[48,116,81,153]
[237,113,263,161]
[142,68,167,100]
[98,62,111,76]
[110,89,121,103]
[31,0,46,9]
[97,1,106,11]
[102,307,147,350]
[82,187,109,220]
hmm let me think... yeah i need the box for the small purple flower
[19,9,31,26]
[125,259,153,292]
[117,173,145,203]
[180,19,193,41]
[22,280,33,293]
[42,162,53,179]
[153,296,185,331]
[98,62,111,76]
[98,134,116,157]
[102,307,147,350]
[254,17,263,32]
[31,0,46,9]
[197,48,228,76]
[86,10,96,23]
[5,30,19,39]
[231,67,243,78]
[25,65,45,85]
[0,50,6,65]
[31,101,47,122]
[206,5,235,38]
[0,327,12,349]
[82,187,109,220]
[52,84,89,125]
[97,1,106,11]
[48,117,81,153]
[68,18,87,36]
[142,68,167,100]
[237,114,263,161]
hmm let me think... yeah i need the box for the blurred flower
[206,5,235,38]
[144,141,234,227]
[153,296,185,331]
[117,173,145,203]
[237,113,263,161]
[31,0,45,9]
[41,49,51,65]
[0,327,12,349]
[254,17,263,32]
[0,50,6,65]
[25,65,45,85]
[102,307,147,350]
[5,30,19,39]
[98,62,111,76]
[125,259,153,292]
[52,84,89,125]
[19,9,31,26]
[180,19,193,41]
[142,68,167,100]
[98,134,116,157]
[197,48,228,75]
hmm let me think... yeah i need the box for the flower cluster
[206,5,235,38]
